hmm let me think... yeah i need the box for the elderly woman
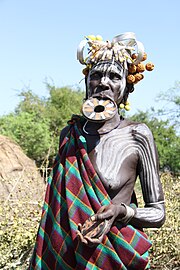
[29,32,165,270]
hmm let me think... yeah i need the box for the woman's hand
[76,204,126,246]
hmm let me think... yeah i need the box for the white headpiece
[77,32,144,66]
[77,32,154,85]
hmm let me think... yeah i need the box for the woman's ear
[85,76,88,100]
[122,84,132,104]
[126,82,134,93]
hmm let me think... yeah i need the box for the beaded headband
[77,32,154,85]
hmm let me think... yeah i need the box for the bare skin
[62,61,165,245]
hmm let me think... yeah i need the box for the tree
[0,85,84,168]
[0,112,51,164]
[45,84,84,135]
[155,81,180,134]
[130,110,180,173]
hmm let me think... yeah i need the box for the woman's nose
[99,77,110,90]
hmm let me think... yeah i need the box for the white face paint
[86,61,128,105]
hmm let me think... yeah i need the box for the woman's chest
[88,129,139,190]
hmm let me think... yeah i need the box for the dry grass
[0,173,179,269]
[135,173,180,270]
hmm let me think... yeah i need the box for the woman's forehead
[90,61,124,74]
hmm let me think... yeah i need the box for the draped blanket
[29,119,151,270]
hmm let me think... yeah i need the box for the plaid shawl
[29,118,151,270]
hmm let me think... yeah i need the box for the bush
[146,173,180,269]
[0,199,43,269]
[135,173,180,269]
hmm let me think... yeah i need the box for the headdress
[77,32,154,85]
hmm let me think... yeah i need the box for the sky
[0,0,179,116]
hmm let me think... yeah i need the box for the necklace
[82,119,121,136]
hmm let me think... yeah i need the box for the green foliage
[45,85,84,134]
[0,85,84,167]
[130,110,180,173]
[15,89,47,116]
[0,112,51,164]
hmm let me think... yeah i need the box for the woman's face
[86,61,127,105]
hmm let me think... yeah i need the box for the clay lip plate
[82,97,117,122]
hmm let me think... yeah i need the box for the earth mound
[0,134,45,206]
[0,135,46,268]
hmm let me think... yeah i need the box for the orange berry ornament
[136,63,145,73]
[146,62,155,71]
[127,74,135,84]
[128,64,136,74]
[134,73,144,83]
[142,52,147,61]
[132,53,137,60]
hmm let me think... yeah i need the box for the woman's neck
[83,112,121,136]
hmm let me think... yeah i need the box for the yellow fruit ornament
[125,104,131,111]
[96,35,103,41]
[125,101,131,111]
[119,103,125,109]
[87,35,96,40]
[119,100,131,111]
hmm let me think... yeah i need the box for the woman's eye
[90,72,101,80]
[110,73,121,80]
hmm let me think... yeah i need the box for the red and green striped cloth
[29,117,151,270]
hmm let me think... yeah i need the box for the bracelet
[119,203,135,225]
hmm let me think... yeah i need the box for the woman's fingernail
[91,215,95,221]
